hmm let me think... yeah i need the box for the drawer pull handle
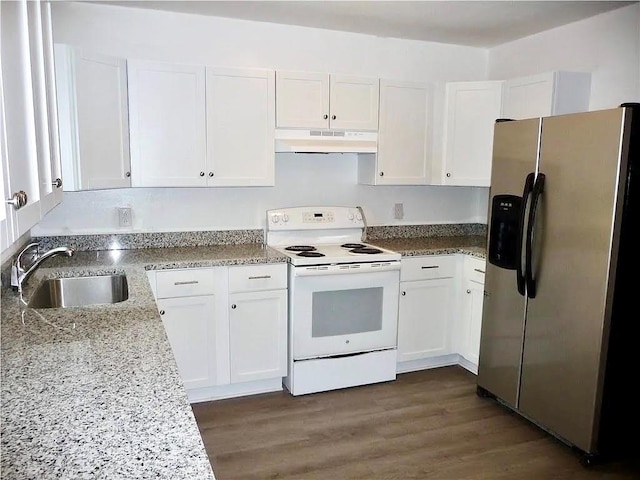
[174,280,199,286]
[248,275,271,280]
[474,269,485,274]
[421,266,439,269]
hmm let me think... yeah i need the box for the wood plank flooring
[191,366,640,480]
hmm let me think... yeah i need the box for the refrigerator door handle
[517,173,536,296]
[525,173,546,298]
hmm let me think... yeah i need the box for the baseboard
[187,377,284,403]
[397,354,478,375]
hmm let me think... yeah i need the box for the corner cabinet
[358,80,433,185]
[457,255,486,373]
[54,45,131,190]
[397,255,457,371]
[128,61,275,187]
[501,71,591,120]
[275,70,379,130]
[441,81,503,187]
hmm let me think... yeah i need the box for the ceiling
[87,1,636,48]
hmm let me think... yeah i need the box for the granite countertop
[1,243,286,479]
[1,236,484,478]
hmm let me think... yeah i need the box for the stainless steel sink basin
[27,274,129,309]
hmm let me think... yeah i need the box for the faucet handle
[15,242,40,264]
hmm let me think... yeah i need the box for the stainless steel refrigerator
[477,104,639,463]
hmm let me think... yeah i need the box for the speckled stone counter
[370,234,487,258]
[1,243,286,479]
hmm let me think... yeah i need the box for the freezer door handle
[517,172,535,296]
[525,173,546,299]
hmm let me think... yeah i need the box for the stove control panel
[266,206,364,230]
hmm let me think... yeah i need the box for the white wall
[33,2,491,235]
[488,3,640,110]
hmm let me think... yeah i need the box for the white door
[157,295,218,390]
[229,289,287,383]
[71,49,130,189]
[329,75,379,131]
[128,60,206,187]
[460,279,485,368]
[442,81,503,187]
[206,67,275,186]
[376,80,432,184]
[397,278,453,362]
[275,71,329,129]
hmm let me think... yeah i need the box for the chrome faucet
[11,242,75,294]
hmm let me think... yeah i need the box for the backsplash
[365,223,486,240]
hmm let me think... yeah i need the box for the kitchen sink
[27,273,129,309]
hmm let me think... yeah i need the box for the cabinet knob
[52,178,62,188]
[208,172,214,177]
[466,289,471,294]
[199,172,205,177]
[446,173,451,178]
[331,115,336,120]
[6,191,28,210]
[401,291,406,296]
[379,172,384,177]
[323,114,328,120]
[231,304,237,309]
[125,171,131,178]
[159,310,165,315]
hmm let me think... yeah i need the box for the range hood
[274,129,378,153]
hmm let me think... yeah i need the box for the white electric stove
[266,206,401,396]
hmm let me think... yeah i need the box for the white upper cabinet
[276,71,379,130]
[1,0,62,243]
[442,81,503,187]
[501,71,591,120]
[359,80,433,185]
[128,60,207,187]
[206,67,275,186]
[55,46,131,191]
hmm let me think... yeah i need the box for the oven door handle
[291,262,401,277]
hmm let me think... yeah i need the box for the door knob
[6,191,27,210]
[331,115,336,120]
[323,114,328,119]
[52,178,62,188]
[159,310,165,315]
[199,172,205,177]
[231,304,237,309]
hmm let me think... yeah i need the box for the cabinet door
[157,295,218,389]
[329,75,379,131]
[206,67,275,186]
[460,279,485,369]
[502,71,591,120]
[375,80,432,185]
[275,71,329,129]
[229,289,287,383]
[398,278,454,362]
[442,81,503,187]
[128,60,206,187]
[56,46,131,190]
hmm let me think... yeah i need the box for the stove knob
[348,213,354,221]
[356,213,363,221]
[271,214,280,223]
[282,214,289,222]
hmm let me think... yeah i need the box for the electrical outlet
[394,203,404,220]
[118,207,132,227]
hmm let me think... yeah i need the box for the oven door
[289,262,400,360]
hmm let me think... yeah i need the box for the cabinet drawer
[401,255,456,282]
[229,264,287,292]
[156,268,217,298]
[464,256,486,284]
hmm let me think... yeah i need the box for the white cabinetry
[457,255,486,373]
[55,45,131,190]
[228,264,287,383]
[153,268,226,390]
[206,67,275,186]
[128,60,206,187]
[276,71,379,130]
[442,81,503,187]
[501,71,591,120]
[358,80,433,185]
[1,0,62,244]
[397,255,457,371]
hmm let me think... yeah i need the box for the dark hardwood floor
[191,367,640,479]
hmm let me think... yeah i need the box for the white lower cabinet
[457,256,486,373]
[148,263,288,402]
[397,255,457,371]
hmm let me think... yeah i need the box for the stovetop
[269,242,401,266]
